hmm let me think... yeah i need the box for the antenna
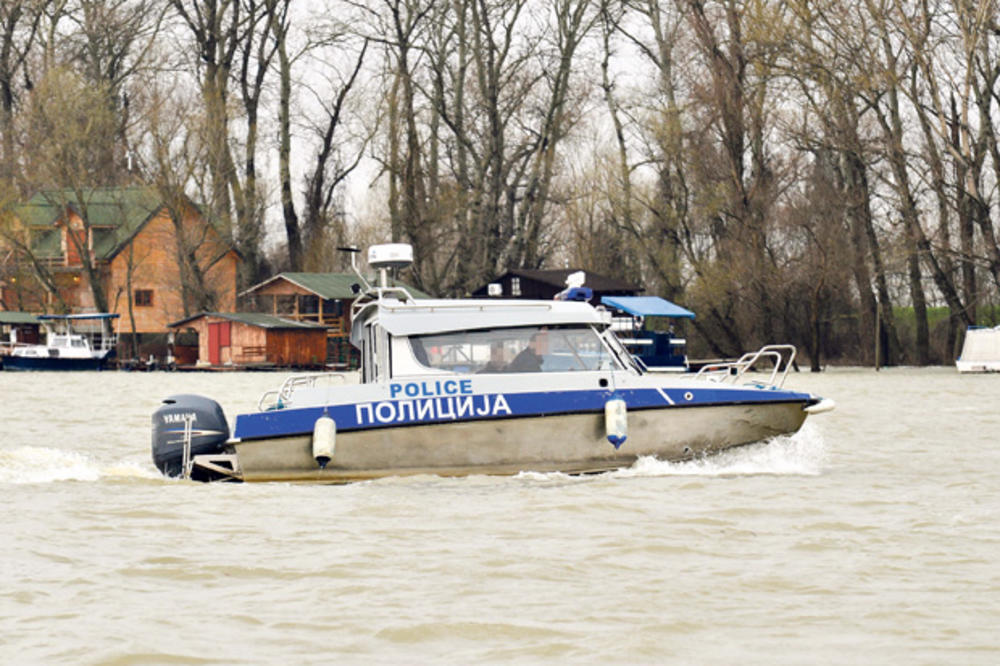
[337,246,360,269]
[367,244,413,289]
[338,246,369,291]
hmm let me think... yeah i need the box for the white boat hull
[956,326,1000,373]
[196,401,809,482]
[956,360,1000,373]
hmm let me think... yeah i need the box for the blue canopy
[601,296,695,319]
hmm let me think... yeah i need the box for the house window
[135,289,153,307]
[511,277,521,296]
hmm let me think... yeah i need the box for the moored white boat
[151,244,834,483]
[602,295,696,372]
[3,313,119,371]
[956,325,1000,373]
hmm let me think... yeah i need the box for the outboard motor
[152,394,230,477]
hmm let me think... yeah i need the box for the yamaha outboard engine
[152,394,230,477]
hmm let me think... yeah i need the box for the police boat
[151,243,834,482]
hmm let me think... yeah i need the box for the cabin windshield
[408,325,621,374]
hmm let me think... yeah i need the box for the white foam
[0,446,159,484]
[513,423,829,483]
[613,421,829,478]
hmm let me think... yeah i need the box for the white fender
[312,415,336,468]
[605,397,627,449]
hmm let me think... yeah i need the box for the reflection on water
[2,367,1000,664]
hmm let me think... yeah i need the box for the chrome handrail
[694,344,797,388]
[258,372,350,411]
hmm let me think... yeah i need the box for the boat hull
[2,355,111,371]
[956,360,1000,373]
[203,401,809,482]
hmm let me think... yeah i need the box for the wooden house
[168,312,328,369]
[240,273,429,368]
[0,311,41,361]
[0,310,41,342]
[471,269,640,303]
[1,187,239,356]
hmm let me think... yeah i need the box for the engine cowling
[151,394,230,477]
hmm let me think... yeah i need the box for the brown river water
[1,367,998,664]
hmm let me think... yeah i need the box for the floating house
[472,269,640,303]
[0,311,42,346]
[167,312,328,369]
[0,311,42,367]
[240,272,429,368]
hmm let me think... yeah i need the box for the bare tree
[63,0,167,181]
[140,80,232,317]
[275,6,369,271]
[168,0,260,283]
[0,1,46,187]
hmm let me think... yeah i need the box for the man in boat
[507,328,548,372]
[479,341,508,373]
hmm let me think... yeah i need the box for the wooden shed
[1,311,42,362]
[240,272,429,368]
[0,311,42,342]
[168,312,328,369]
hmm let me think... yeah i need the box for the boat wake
[515,422,828,483]
[0,446,158,484]
[614,421,829,478]
[2,423,826,485]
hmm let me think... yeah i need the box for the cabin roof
[353,297,608,341]
[0,311,41,325]
[242,272,431,300]
[601,296,696,319]
[168,312,329,330]
[17,186,228,261]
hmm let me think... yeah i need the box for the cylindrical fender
[312,415,336,468]
[605,397,627,449]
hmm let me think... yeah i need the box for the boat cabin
[331,244,637,384]
[0,312,41,350]
[349,291,633,384]
[36,313,119,355]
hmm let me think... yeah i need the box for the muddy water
[1,367,998,664]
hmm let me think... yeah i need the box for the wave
[514,422,828,483]
[613,421,829,478]
[0,446,159,484]
[2,423,827,485]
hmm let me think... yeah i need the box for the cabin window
[510,277,521,296]
[134,289,153,307]
[409,325,620,374]
[363,323,389,382]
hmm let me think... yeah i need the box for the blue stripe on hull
[2,356,110,371]
[233,386,813,440]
